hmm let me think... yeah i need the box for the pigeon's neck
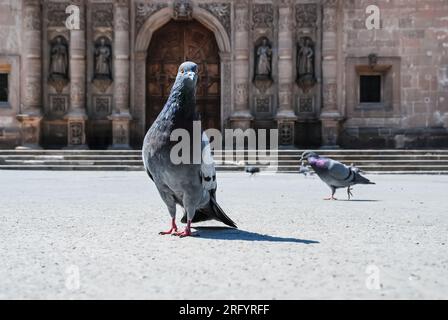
[308,157,318,165]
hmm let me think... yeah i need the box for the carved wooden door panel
[146,20,221,131]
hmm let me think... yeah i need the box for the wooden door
[146,20,221,131]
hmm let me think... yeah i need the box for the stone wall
[341,0,448,148]
[0,0,22,148]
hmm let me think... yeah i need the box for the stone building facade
[0,0,447,149]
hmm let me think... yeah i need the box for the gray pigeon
[298,161,312,176]
[142,61,237,238]
[300,151,375,200]
[245,166,260,176]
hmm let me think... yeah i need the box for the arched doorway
[146,19,221,131]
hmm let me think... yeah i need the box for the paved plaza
[0,171,447,299]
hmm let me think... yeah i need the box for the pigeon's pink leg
[159,218,178,235]
[324,187,337,200]
[173,220,193,238]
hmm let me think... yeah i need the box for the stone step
[2,149,448,155]
[1,149,448,173]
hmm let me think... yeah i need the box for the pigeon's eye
[180,68,184,73]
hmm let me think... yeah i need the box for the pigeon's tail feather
[354,172,374,185]
[209,195,237,228]
[180,195,237,228]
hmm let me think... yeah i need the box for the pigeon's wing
[314,157,352,186]
[200,132,217,191]
[327,159,352,181]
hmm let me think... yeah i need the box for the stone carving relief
[92,3,114,29]
[24,7,41,30]
[279,122,294,145]
[252,4,274,29]
[279,12,293,32]
[93,95,112,116]
[49,36,69,93]
[70,83,83,106]
[297,37,316,92]
[198,3,231,39]
[69,122,83,145]
[173,0,193,21]
[323,0,337,31]
[135,2,168,32]
[115,7,129,31]
[236,83,248,106]
[222,62,232,115]
[255,96,271,113]
[296,4,318,29]
[47,2,70,28]
[323,83,337,108]
[234,8,249,32]
[298,96,314,113]
[50,94,68,115]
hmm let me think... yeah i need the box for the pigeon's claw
[159,227,177,235]
[324,196,338,201]
[347,187,354,200]
[173,229,193,238]
[159,219,178,235]
[172,220,193,238]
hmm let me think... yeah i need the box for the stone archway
[133,6,232,142]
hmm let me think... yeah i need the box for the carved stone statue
[50,36,68,80]
[173,0,193,21]
[94,37,112,80]
[297,37,316,91]
[255,38,272,78]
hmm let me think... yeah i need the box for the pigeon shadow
[339,199,380,202]
[193,226,319,244]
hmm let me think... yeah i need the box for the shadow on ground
[193,227,319,244]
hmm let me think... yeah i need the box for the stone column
[320,0,342,148]
[17,0,43,149]
[109,0,132,149]
[65,0,88,149]
[229,1,253,130]
[276,0,297,146]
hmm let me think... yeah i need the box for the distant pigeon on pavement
[142,61,237,238]
[298,161,312,176]
[245,166,260,176]
[300,151,375,200]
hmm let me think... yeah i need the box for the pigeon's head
[300,151,320,162]
[176,61,198,91]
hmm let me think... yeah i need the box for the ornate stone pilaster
[65,0,88,149]
[276,0,297,146]
[230,1,253,130]
[109,0,132,149]
[320,0,342,148]
[17,0,43,149]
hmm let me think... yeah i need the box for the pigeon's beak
[186,71,197,82]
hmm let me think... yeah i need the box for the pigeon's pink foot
[174,229,193,238]
[159,218,178,235]
[324,196,337,201]
[173,220,193,238]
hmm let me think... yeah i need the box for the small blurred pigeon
[300,151,375,200]
[245,166,260,176]
[298,161,312,176]
[142,61,236,238]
